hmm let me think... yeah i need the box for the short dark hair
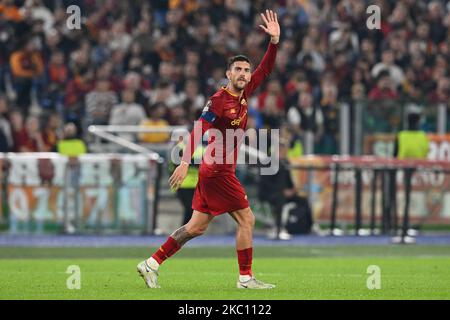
[376,69,390,82]
[407,112,421,130]
[157,79,171,89]
[227,55,251,70]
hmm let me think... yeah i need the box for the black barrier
[288,157,450,244]
[354,168,362,235]
[370,169,378,235]
[401,168,414,243]
[330,163,339,234]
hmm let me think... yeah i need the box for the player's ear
[226,69,231,80]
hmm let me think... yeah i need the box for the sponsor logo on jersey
[230,110,247,126]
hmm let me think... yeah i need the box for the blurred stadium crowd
[0,0,449,154]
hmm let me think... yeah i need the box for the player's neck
[225,83,243,97]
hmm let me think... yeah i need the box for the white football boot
[237,277,276,289]
[137,260,160,288]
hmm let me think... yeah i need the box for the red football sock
[237,247,253,276]
[151,237,181,265]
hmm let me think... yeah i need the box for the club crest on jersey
[241,98,247,105]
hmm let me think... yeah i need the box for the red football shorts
[192,174,250,216]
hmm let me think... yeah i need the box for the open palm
[259,10,280,38]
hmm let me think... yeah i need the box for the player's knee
[238,209,255,229]
[247,214,256,229]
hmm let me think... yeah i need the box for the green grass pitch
[0,246,450,299]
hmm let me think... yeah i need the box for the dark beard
[234,81,246,90]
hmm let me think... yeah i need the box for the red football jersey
[182,42,278,177]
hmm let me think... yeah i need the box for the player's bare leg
[229,207,275,289]
[137,210,213,288]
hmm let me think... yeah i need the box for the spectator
[297,36,325,74]
[132,20,154,55]
[168,104,189,126]
[41,112,61,152]
[360,39,377,66]
[0,96,13,152]
[394,112,429,159]
[410,53,431,85]
[109,89,147,141]
[428,76,450,103]
[9,110,25,152]
[25,0,55,35]
[371,49,405,87]
[329,22,359,59]
[57,122,87,157]
[259,94,284,129]
[351,82,366,101]
[0,0,23,23]
[95,61,122,93]
[45,50,68,109]
[109,20,132,52]
[123,71,151,110]
[368,70,399,101]
[415,21,435,56]
[91,29,111,67]
[257,79,285,112]
[287,91,324,154]
[284,72,312,104]
[148,80,181,108]
[64,69,94,126]
[427,1,446,44]
[11,114,45,152]
[331,51,352,99]
[124,42,145,73]
[205,67,227,97]
[9,38,44,113]
[47,51,68,87]
[85,78,118,128]
[318,80,339,154]
[178,78,205,112]
[139,102,170,143]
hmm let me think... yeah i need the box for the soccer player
[137,10,280,289]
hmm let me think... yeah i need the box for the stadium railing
[0,152,163,235]
[288,155,450,243]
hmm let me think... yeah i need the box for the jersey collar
[221,86,240,98]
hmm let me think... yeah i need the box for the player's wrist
[180,160,190,168]
[270,36,279,44]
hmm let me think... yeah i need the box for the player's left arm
[245,10,280,96]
